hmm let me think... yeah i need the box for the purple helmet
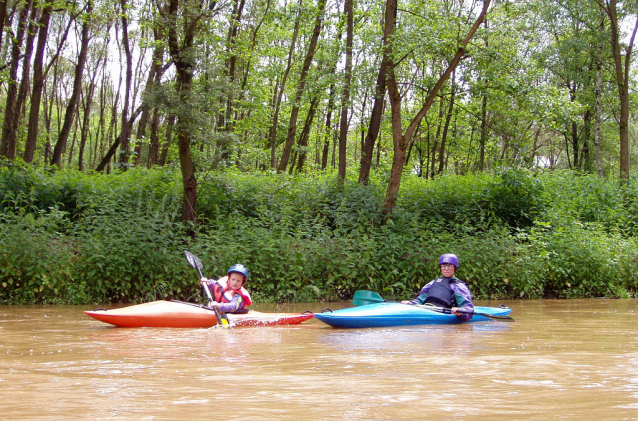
[228,264,249,281]
[439,253,459,268]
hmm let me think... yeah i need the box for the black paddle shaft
[184,250,230,326]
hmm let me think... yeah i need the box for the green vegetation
[0,164,638,304]
[1,163,637,304]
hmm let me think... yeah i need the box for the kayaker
[401,253,475,322]
[200,264,253,313]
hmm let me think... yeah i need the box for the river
[1,299,637,420]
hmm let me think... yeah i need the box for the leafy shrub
[0,210,76,304]
[73,197,190,303]
[1,166,637,303]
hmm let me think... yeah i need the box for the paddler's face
[440,263,456,278]
[228,272,246,290]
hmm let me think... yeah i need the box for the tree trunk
[223,0,245,137]
[321,82,336,170]
[596,0,637,184]
[78,59,101,171]
[166,0,203,226]
[95,108,143,172]
[478,93,487,171]
[277,0,327,173]
[23,2,53,163]
[118,0,133,166]
[0,0,8,54]
[159,114,175,166]
[11,3,38,154]
[358,59,387,184]
[51,0,93,168]
[268,0,301,168]
[382,0,491,218]
[594,16,604,177]
[437,71,456,174]
[0,0,32,159]
[337,0,353,181]
[294,95,319,172]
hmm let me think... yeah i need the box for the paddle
[184,250,230,327]
[352,290,515,321]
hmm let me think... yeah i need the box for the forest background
[1,0,638,304]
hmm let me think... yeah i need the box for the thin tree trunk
[595,0,637,184]
[223,0,245,138]
[478,93,487,171]
[159,114,175,166]
[594,24,604,177]
[321,83,336,170]
[269,0,302,168]
[277,0,327,173]
[437,71,456,174]
[10,3,38,155]
[95,107,143,171]
[166,0,203,226]
[0,0,8,54]
[0,0,32,159]
[51,0,93,168]
[337,0,353,181]
[359,59,387,184]
[294,95,319,172]
[23,2,52,163]
[118,0,133,165]
[78,58,101,171]
[382,0,491,218]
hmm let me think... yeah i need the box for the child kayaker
[200,264,253,313]
[401,253,475,322]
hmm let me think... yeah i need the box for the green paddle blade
[352,290,386,306]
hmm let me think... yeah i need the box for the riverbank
[1,163,637,304]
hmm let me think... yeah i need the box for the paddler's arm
[212,294,244,313]
[200,277,216,307]
[451,282,474,322]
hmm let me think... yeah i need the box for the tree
[337,0,353,181]
[165,0,208,225]
[595,0,638,184]
[382,0,492,218]
[51,0,94,168]
[0,0,33,159]
[277,0,327,173]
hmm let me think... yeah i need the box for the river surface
[1,299,637,420]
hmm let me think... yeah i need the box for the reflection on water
[1,299,637,420]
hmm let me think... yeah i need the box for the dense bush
[1,163,637,304]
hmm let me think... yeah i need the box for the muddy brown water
[1,299,637,420]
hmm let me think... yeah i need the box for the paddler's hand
[451,307,461,316]
[208,301,221,309]
[401,300,412,304]
[200,277,208,286]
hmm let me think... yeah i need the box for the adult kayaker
[401,253,475,322]
[200,264,253,313]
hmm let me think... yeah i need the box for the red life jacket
[212,276,253,308]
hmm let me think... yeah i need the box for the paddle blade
[474,312,516,322]
[213,307,230,328]
[184,250,204,278]
[352,290,386,306]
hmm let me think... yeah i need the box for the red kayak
[85,300,315,328]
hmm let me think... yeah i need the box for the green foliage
[398,169,544,230]
[0,210,76,304]
[1,167,638,304]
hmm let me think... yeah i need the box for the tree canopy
[0,0,637,220]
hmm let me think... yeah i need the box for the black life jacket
[424,277,460,308]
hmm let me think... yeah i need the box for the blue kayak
[314,302,513,328]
